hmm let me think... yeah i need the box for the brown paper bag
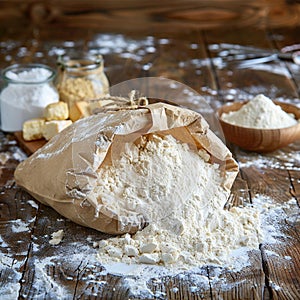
[14,103,238,234]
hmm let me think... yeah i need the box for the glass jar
[0,63,59,132]
[56,53,110,109]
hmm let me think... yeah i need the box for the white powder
[0,67,59,132]
[0,194,295,299]
[11,219,30,233]
[5,68,51,83]
[95,134,262,268]
[221,94,298,129]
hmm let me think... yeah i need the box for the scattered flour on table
[0,253,22,300]
[0,194,297,299]
[1,133,298,298]
[221,94,298,129]
[11,219,31,233]
[94,134,262,268]
[238,146,300,171]
[96,193,298,298]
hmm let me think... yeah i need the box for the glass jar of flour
[0,63,59,132]
[56,52,109,109]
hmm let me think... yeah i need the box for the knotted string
[90,90,149,114]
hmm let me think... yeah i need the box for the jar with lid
[56,52,110,112]
[0,63,59,132]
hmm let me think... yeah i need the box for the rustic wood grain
[208,251,266,300]
[1,0,300,33]
[18,202,111,299]
[270,27,300,103]
[0,186,38,299]
[289,169,300,201]
[241,153,300,300]
[204,24,300,300]
[1,10,300,299]
[14,132,46,156]
[226,173,250,209]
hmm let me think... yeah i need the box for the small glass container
[56,52,109,109]
[0,63,59,132]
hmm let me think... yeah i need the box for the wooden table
[0,5,300,299]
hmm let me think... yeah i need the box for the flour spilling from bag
[10,101,299,299]
[14,103,239,235]
[14,102,261,268]
[94,133,262,268]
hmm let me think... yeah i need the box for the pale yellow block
[42,120,72,141]
[44,101,69,121]
[77,101,91,117]
[22,118,45,141]
[69,99,115,121]
[69,101,90,122]
[69,104,81,122]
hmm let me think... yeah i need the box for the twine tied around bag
[90,90,149,114]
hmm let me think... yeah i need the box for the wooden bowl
[217,101,300,153]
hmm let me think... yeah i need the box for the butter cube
[69,101,90,122]
[22,118,45,141]
[42,120,72,141]
[44,101,69,121]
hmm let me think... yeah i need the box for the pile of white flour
[221,94,298,129]
[94,134,262,268]
[2,67,58,106]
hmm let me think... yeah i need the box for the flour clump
[221,94,297,129]
[14,101,258,267]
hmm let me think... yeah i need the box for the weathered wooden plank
[0,186,38,299]
[218,76,300,300]
[1,0,300,32]
[208,251,265,300]
[241,167,292,201]
[160,33,216,92]
[289,169,300,202]
[240,150,300,299]
[144,31,222,124]
[269,26,300,101]
[0,134,33,299]
[261,235,300,300]
[1,16,300,299]
[14,132,46,156]
[204,24,300,300]
[226,173,250,209]
[18,201,113,299]
[204,28,299,104]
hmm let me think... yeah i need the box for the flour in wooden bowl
[221,94,298,129]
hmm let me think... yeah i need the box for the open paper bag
[14,103,238,234]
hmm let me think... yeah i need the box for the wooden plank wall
[0,0,300,34]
